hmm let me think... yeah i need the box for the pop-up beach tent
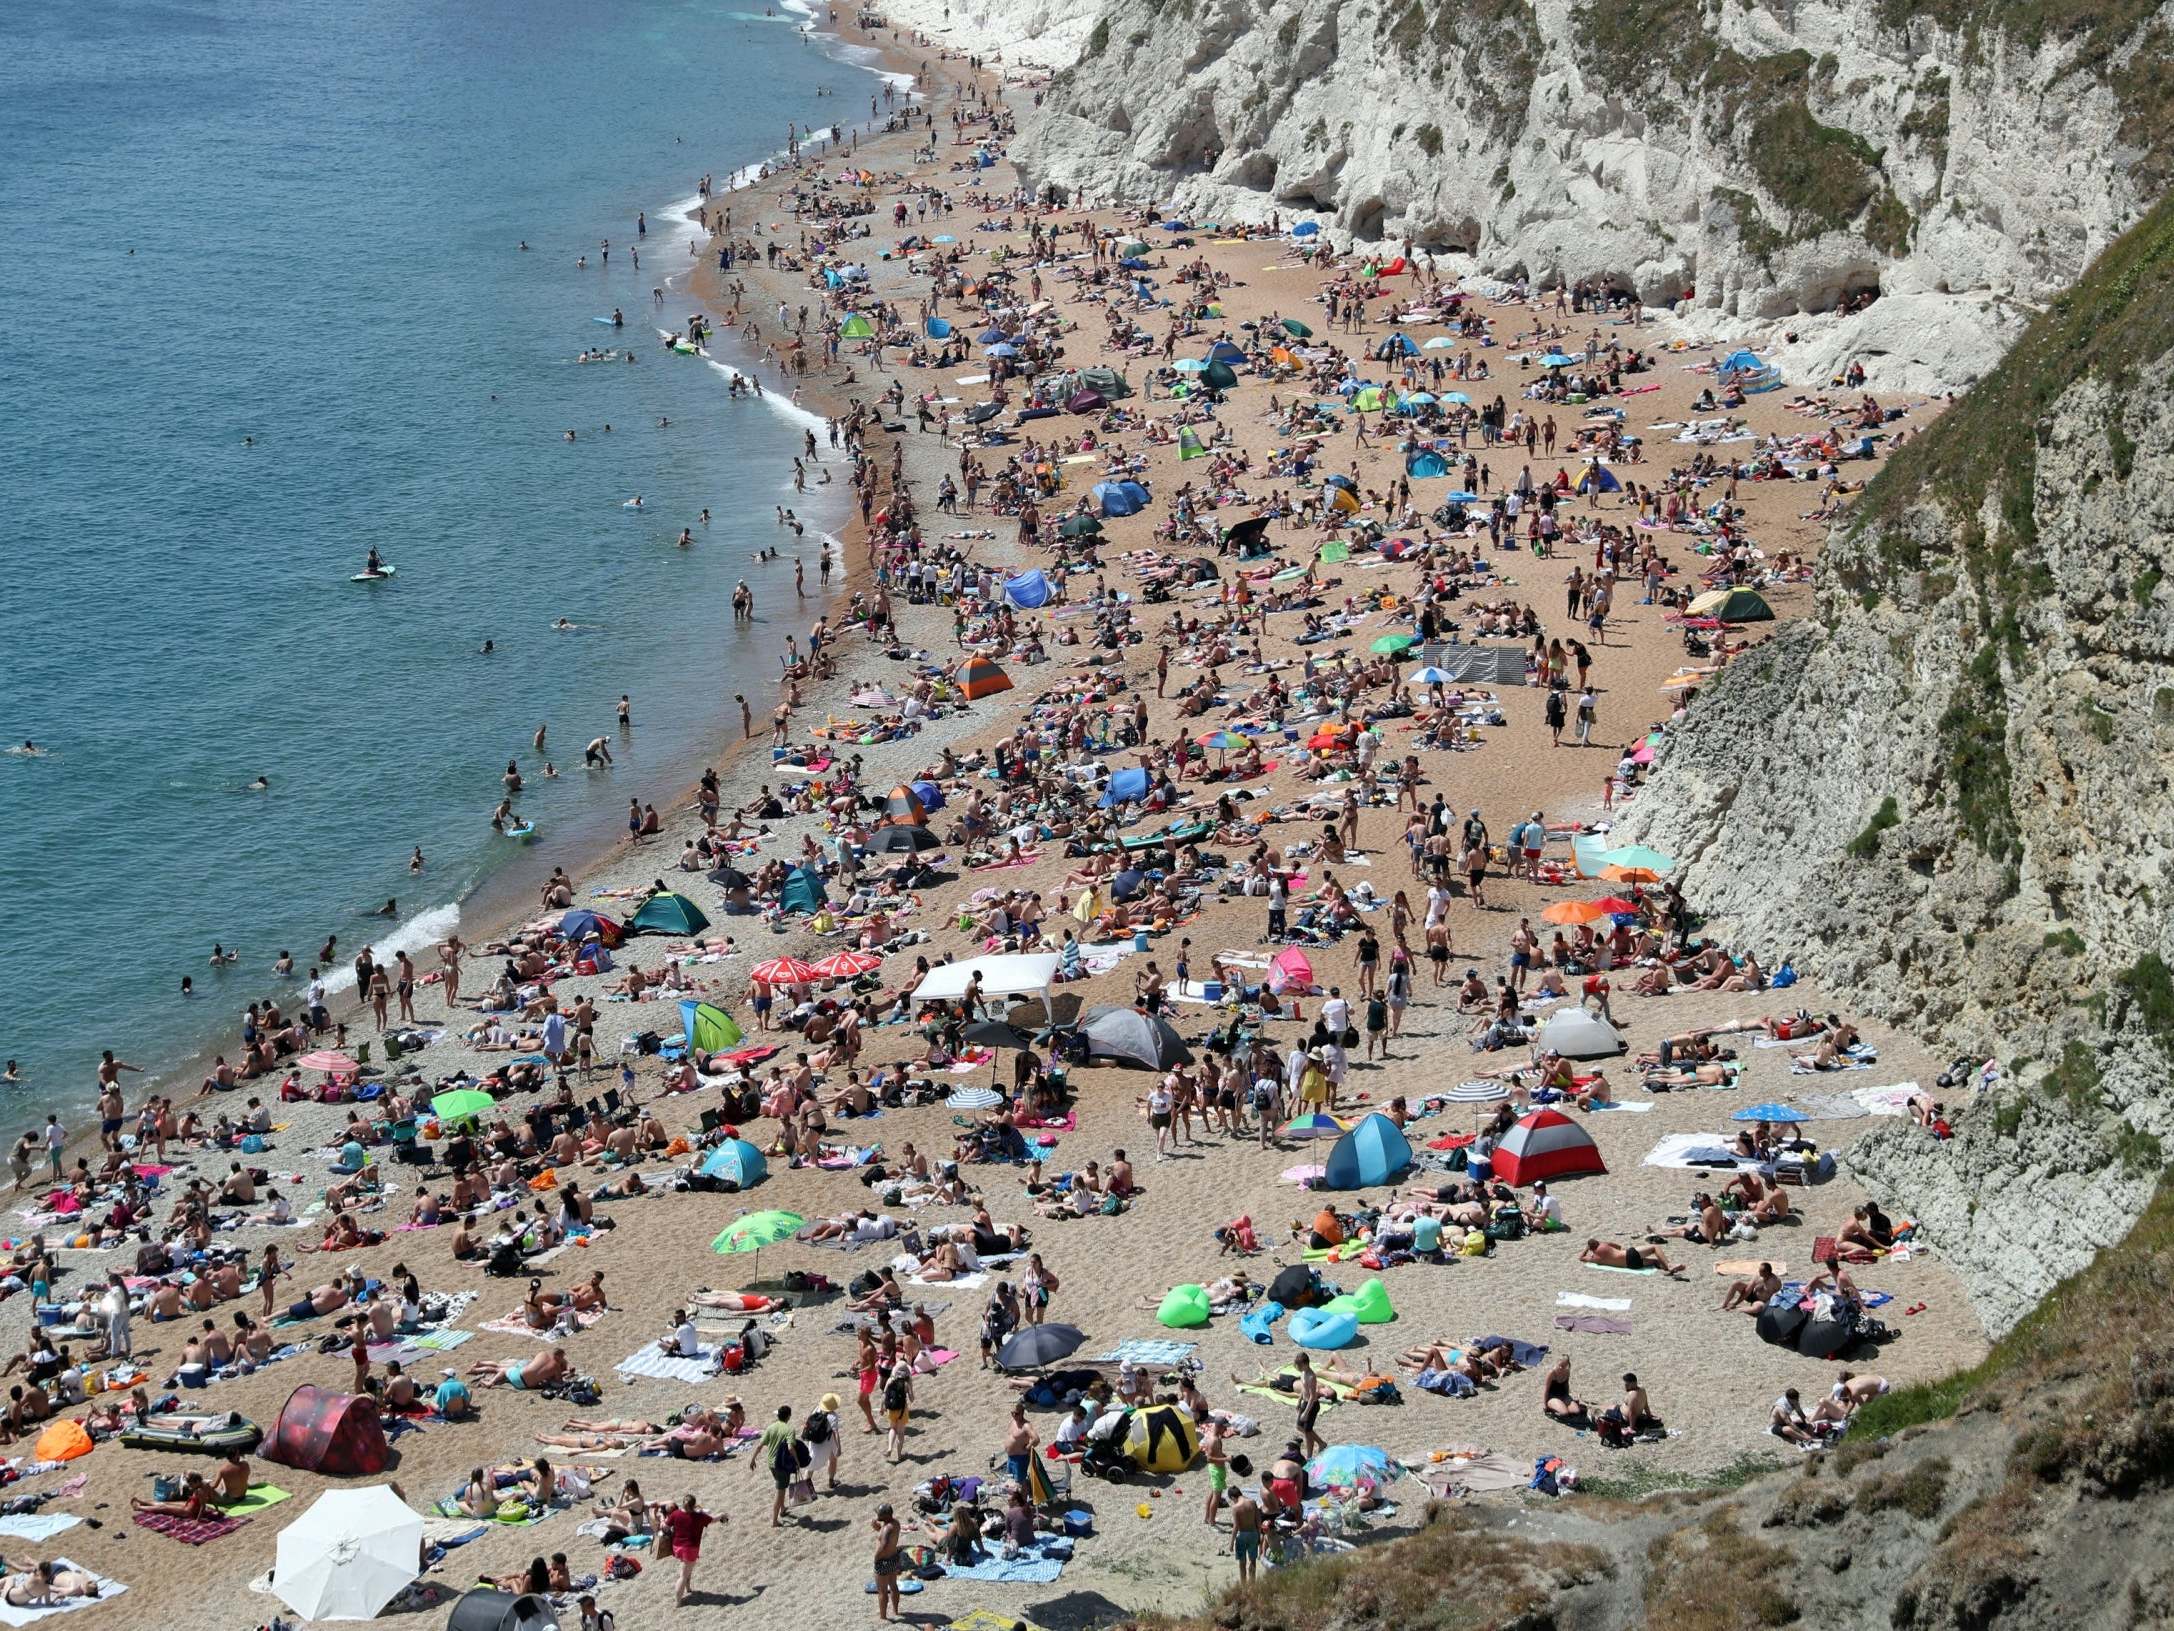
[679,999,745,1053]
[262,1386,388,1477]
[913,953,1062,1022]
[1685,587,1775,621]
[1002,569,1052,609]
[1079,1005,1193,1070]
[776,866,827,915]
[1537,1008,1626,1058]
[1322,1112,1412,1189]
[1406,449,1449,477]
[699,1137,768,1187]
[1092,479,1151,517]
[1575,461,1623,495]
[1492,1109,1607,1185]
[449,1590,561,1631]
[958,656,1013,699]
[630,891,710,936]
[1099,766,1152,808]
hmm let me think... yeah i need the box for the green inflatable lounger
[120,1409,265,1456]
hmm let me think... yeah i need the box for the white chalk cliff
[893,0,2171,392]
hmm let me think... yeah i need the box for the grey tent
[1418,643,1528,685]
[449,1591,561,1631]
[1080,1005,1193,1069]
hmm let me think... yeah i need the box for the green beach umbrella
[1280,318,1314,338]
[430,1089,495,1126]
[839,314,875,339]
[711,1210,805,1255]
[1600,844,1676,873]
[1059,513,1103,538]
[1370,633,1418,654]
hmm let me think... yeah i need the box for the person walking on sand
[663,1492,718,1605]
[1229,1476,1263,1582]
[1002,1402,1037,1486]
[1293,1352,1326,1457]
[756,1404,798,1526]
[881,1360,913,1463]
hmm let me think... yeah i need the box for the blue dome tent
[1576,462,1624,494]
[924,317,953,339]
[1321,1112,1412,1189]
[1374,333,1418,359]
[1207,340,1247,364]
[700,1138,768,1187]
[777,866,828,915]
[1292,221,1320,237]
[908,779,946,813]
[1406,450,1449,478]
[1098,766,1151,808]
[1092,480,1151,518]
[1003,569,1053,609]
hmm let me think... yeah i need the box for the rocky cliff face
[986,0,2172,390]
[1616,197,2174,1335]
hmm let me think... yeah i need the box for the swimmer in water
[519,241,530,251]
[542,762,558,778]
[553,618,576,631]
[370,898,398,918]
[611,308,624,327]
[243,435,255,446]
[625,496,643,509]
[11,741,43,757]
[210,944,238,965]
[1,1062,19,1085]
[246,775,270,791]
[410,847,425,874]
[677,528,693,548]
[481,639,496,654]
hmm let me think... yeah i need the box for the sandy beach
[0,14,1985,1631]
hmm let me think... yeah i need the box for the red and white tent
[1492,1108,1607,1186]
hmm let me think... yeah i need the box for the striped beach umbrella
[750,956,816,986]
[809,949,881,980]
[1445,1080,1509,1103]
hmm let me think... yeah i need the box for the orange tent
[34,1420,93,1462]
[883,784,929,825]
[958,657,1013,700]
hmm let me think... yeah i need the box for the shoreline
[19,9,920,1142]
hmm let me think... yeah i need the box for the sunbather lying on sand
[1790,1023,1862,1070]
[1581,1237,1687,1278]
[468,1345,570,1391]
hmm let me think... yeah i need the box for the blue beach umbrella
[985,342,1018,358]
[1172,358,1210,373]
[1442,392,1471,405]
[1306,1444,1395,1488]
[1540,352,1575,367]
[1732,1103,1809,1124]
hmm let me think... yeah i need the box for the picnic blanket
[221,1484,293,1517]
[614,1342,723,1384]
[1553,1314,1631,1336]
[0,1514,80,1541]
[1413,1450,1529,1497]
[0,1560,126,1626]
[1088,1339,1197,1366]
[940,1539,1070,1585]
[133,1510,250,1546]
[1555,1291,1631,1312]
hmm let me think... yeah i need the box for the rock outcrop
[1617,196,2174,1334]
[980,0,2172,390]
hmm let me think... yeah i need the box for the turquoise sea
[0,0,871,1103]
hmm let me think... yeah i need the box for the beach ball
[1136,1503,1153,1520]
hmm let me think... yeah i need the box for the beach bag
[1770,962,1798,989]
[789,1472,816,1506]
[804,1411,832,1445]
[883,1376,910,1413]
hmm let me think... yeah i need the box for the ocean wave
[318,901,462,995]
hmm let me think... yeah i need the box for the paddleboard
[350,567,397,582]
[593,316,619,326]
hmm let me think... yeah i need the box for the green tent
[1687,586,1776,622]
[680,999,745,1054]
[1204,360,1239,391]
[1077,366,1132,401]
[839,314,874,339]
[1351,387,1388,412]
[777,865,828,916]
[631,891,711,936]
[1178,428,1208,461]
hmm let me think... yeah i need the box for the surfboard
[593,316,620,326]
[350,567,397,582]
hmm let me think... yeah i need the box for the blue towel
[1239,1300,1286,1344]
[1414,1365,1475,1398]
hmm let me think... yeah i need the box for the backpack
[803,1410,832,1445]
[883,1376,909,1413]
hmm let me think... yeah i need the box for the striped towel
[1089,1339,1198,1366]
[614,1342,723,1384]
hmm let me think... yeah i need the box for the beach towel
[949,1609,1051,1631]
[480,1307,608,1341]
[0,1560,126,1626]
[1587,1101,1654,1113]
[1413,1366,1476,1398]
[1584,1263,1658,1276]
[614,1342,723,1384]
[1810,1236,1839,1263]
[219,1485,294,1517]
[941,1541,1070,1585]
[1714,1260,1786,1277]
[1414,1451,1529,1497]
[1088,1339,1197,1367]
[1555,1291,1631,1312]
[406,1328,476,1352]
[1238,1301,1285,1344]
[0,1514,80,1541]
[1472,1335,1549,1367]
[1642,1133,1748,1170]
[1792,1094,1869,1121]
[133,1511,250,1546]
[1850,1082,1921,1115]
[433,1498,548,1528]
[1552,1315,1631,1336]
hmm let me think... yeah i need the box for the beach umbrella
[1587,897,1639,915]
[1404,391,1437,405]
[299,1050,358,1075]
[1405,666,1455,686]
[1445,1080,1510,1103]
[429,1089,495,1127]
[710,1210,804,1254]
[1369,633,1417,654]
[961,1020,1036,1052]
[1600,864,1662,885]
[996,1323,1085,1369]
[1058,513,1103,538]
[750,956,817,986]
[985,342,1018,358]
[1198,729,1247,751]
[1306,1444,1395,1490]
[1600,843,1676,873]
[1280,317,1313,338]
[1173,357,1210,373]
[1281,1112,1348,1141]
[946,1086,1004,1110]
[869,824,941,854]
[1732,1103,1810,1124]
[273,1486,426,1622]
[1422,337,1456,349]
[1540,900,1616,926]
[1540,352,1575,367]
[809,949,882,980]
